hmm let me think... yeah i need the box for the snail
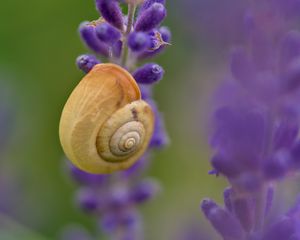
[59,63,154,174]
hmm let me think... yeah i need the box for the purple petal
[201,199,245,240]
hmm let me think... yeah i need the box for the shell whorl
[59,63,154,174]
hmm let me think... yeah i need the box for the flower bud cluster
[68,156,160,240]
[64,1,170,239]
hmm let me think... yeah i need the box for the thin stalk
[120,3,137,67]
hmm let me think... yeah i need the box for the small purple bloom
[119,209,139,228]
[148,99,169,148]
[139,0,166,15]
[108,186,129,209]
[201,199,245,240]
[79,22,109,56]
[158,26,171,42]
[95,22,121,45]
[100,213,118,233]
[223,187,233,212]
[130,179,160,203]
[135,3,166,32]
[128,32,151,52]
[76,54,100,73]
[137,26,171,59]
[76,187,99,213]
[133,63,164,84]
[95,0,124,30]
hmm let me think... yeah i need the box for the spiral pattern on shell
[59,64,154,174]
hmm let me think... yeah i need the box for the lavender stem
[121,3,137,67]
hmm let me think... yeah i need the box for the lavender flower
[135,3,167,32]
[133,63,164,84]
[79,22,109,57]
[201,1,300,240]
[63,0,170,239]
[95,0,124,30]
[95,23,121,45]
[128,32,151,52]
[76,55,100,73]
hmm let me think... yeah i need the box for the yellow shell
[59,63,154,174]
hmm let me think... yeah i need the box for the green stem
[120,3,137,67]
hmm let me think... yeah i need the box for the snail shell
[59,63,154,174]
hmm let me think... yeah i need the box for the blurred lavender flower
[201,0,300,240]
[65,157,160,240]
[63,0,170,239]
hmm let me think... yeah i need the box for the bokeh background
[0,1,231,239]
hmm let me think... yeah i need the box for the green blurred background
[0,1,227,239]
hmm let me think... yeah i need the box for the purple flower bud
[137,27,171,59]
[148,100,169,148]
[95,23,121,45]
[76,54,100,73]
[201,199,245,240]
[131,179,160,203]
[120,210,139,228]
[223,187,233,212]
[128,32,151,52]
[101,213,118,233]
[133,63,164,84]
[95,0,124,30]
[139,0,166,15]
[135,3,167,32]
[76,188,99,212]
[109,186,129,209]
[69,164,107,186]
[158,26,171,42]
[79,22,109,56]
[263,150,290,180]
